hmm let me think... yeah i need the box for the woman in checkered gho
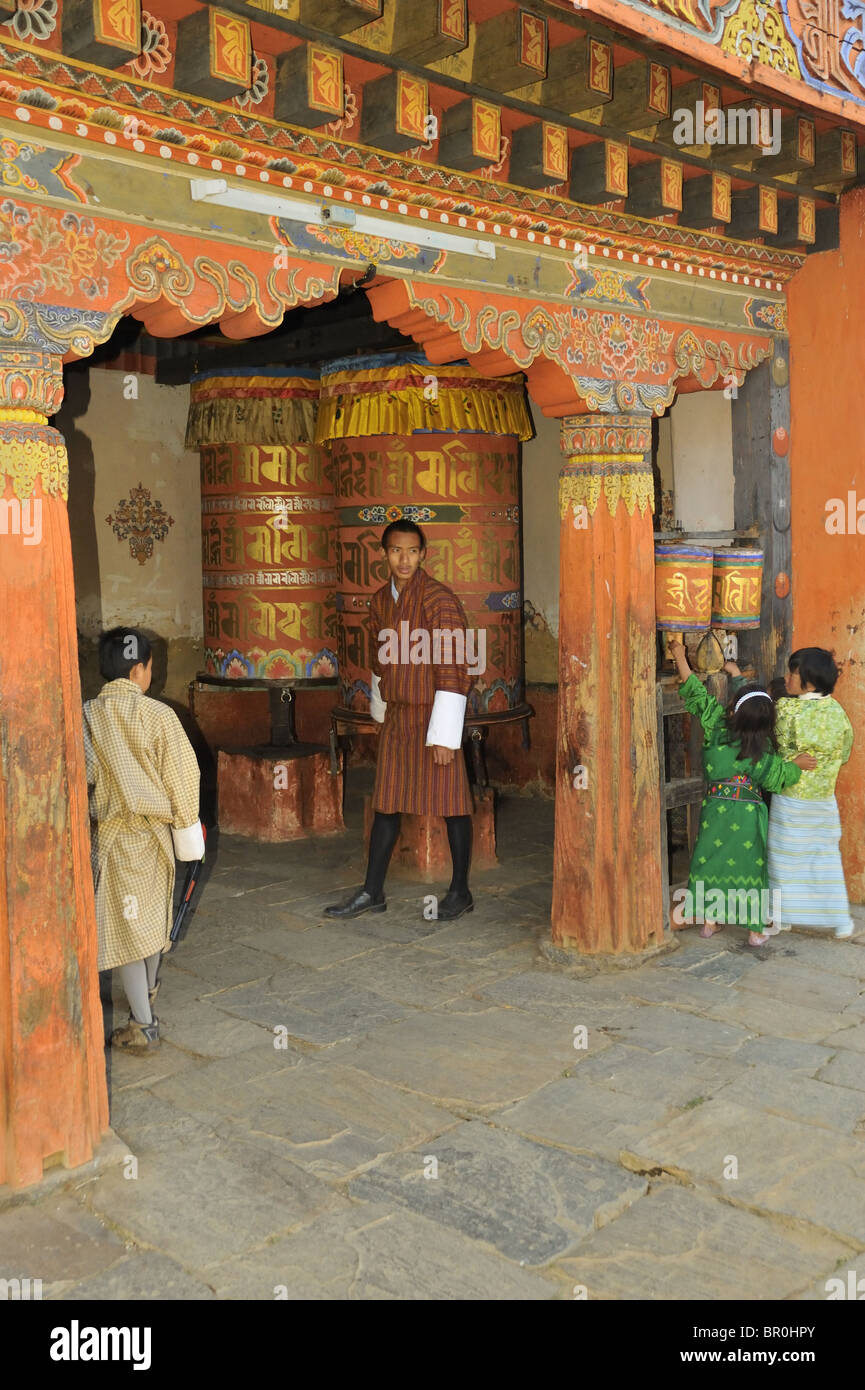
[82,628,204,1054]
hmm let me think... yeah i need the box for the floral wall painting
[106,481,174,564]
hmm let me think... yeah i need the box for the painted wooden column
[551,412,665,956]
[731,345,792,680]
[0,341,108,1187]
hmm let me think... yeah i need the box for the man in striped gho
[325,520,475,921]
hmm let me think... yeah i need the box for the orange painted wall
[788,185,865,901]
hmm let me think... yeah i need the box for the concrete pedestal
[218,745,344,841]
[363,796,497,881]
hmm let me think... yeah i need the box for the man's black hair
[789,647,839,695]
[99,627,152,681]
[380,519,427,551]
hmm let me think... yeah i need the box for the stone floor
[4,789,865,1301]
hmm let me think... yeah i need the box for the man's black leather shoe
[435,890,474,921]
[324,889,386,919]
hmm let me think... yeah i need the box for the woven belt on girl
[707,775,763,804]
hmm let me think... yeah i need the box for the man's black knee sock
[445,814,472,895]
[364,812,401,897]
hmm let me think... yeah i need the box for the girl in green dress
[669,642,816,947]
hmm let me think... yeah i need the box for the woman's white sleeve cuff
[172,822,205,861]
[426,691,466,749]
[369,673,387,724]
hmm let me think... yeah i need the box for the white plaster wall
[670,391,734,532]
[62,366,202,700]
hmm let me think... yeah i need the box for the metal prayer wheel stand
[330,703,534,879]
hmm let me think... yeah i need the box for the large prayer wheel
[186,367,338,681]
[654,543,714,632]
[711,546,764,629]
[317,353,533,715]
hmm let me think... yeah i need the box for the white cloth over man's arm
[425,690,467,749]
[369,672,387,723]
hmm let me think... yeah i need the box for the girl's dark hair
[99,627,152,680]
[380,519,426,551]
[789,647,838,695]
[725,682,777,764]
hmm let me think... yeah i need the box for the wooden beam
[509,121,569,189]
[439,98,501,171]
[698,101,775,168]
[766,195,816,248]
[680,172,731,228]
[759,115,816,177]
[809,204,839,253]
[174,7,251,101]
[811,128,858,187]
[654,78,720,144]
[538,36,612,114]
[298,0,382,36]
[597,58,671,133]
[361,71,429,153]
[274,44,344,127]
[570,139,628,203]
[625,157,682,217]
[390,0,467,64]
[471,8,548,93]
[728,184,778,240]
[62,0,140,68]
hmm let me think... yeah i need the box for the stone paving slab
[0,1197,127,1284]
[815,1051,865,1091]
[497,1078,673,1162]
[704,992,848,1043]
[349,1120,647,1266]
[773,939,865,980]
[105,1038,206,1094]
[208,1204,558,1300]
[47,1251,217,1301]
[734,1037,838,1073]
[734,959,863,1013]
[231,924,387,970]
[606,1003,754,1057]
[621,1099,865,1244]
[209,1062,459,1180]
[558,1187,850,1302]
[478,969,634,1028]
[657,941,764,986]
[338,1008,574,1108]
[148,1048,309,1124]
[712,1062,865,1133]
[561,1043,743,1108]
[821,1021,865,1052]
[82,1134,350,1270]
[211,973,411,1046]
[165,944,288,992]
[300,945,527,1010]
[157,997,277,1058]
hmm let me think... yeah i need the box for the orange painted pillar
[788,186,865,901]
[0,348,108,1188]
[551,413,665,955]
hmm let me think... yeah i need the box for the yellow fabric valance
[185,372,319,448]
[315,361,533,444]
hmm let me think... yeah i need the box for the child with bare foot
[670,642,816,947]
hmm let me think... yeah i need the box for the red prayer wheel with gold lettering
[186,367,338,681]
[654,543,714,631]
[317,353,533,714]
[711,546,764,629]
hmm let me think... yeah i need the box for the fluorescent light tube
[189,179,496,261]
